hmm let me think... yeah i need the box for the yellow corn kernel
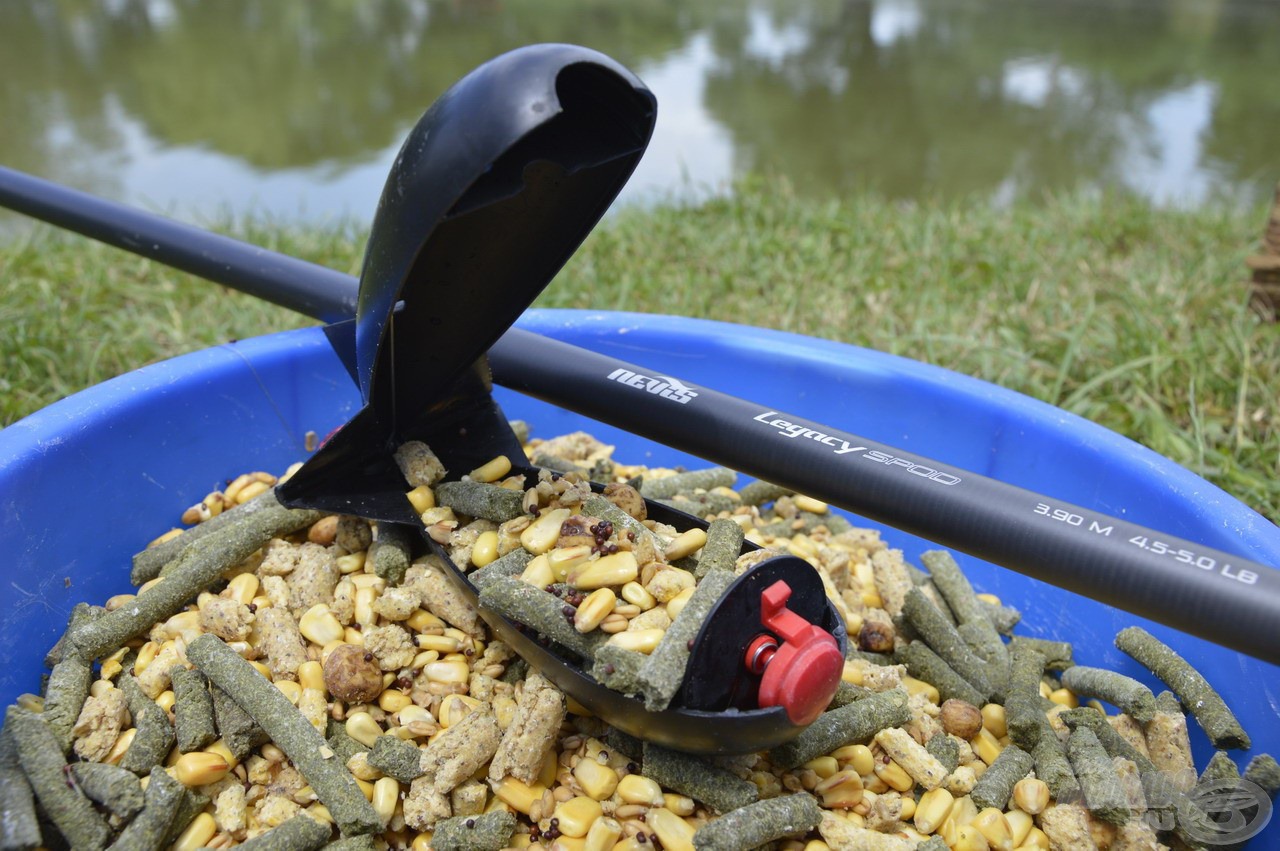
[298,604,344,646]
[953,823,992,851]
[350,572,385,589]
[1005,809,1034,847]
[274,680,302,705]
[492,694,518,729]
[438,694,482,728]
[1048,688,1078,708]
[538,747,558,788]
[834,743,875,777]
[901,675,940,704]
[647,808,697,851]
[297,661,325,693]
[406,485,436,515]
[345,712,382,748]
[787,534,819,561]
[203,739,238,770]
[1020,827,1050,849]
[372,777,399,824]
[1011,777,1049,815]
[584,816,623,851]
[350,777,375,801]
[973,807,1013,850]
[105,593,137,611]
[861,590,884,608]
[306,803,333,824]
[148,529,183,548]
[663,794,695,817]
[665,586,696,620]
[803,756,839,780]
[424,660,470,685]
[521,507,571,555]
[334,552,365,576]
[573,757,619,801]
[89,679,114,698]
[519,554,555,590]
[569,551,639,590]
[972,728,1004,766]
[471,530,500,568]
[553,796,603,839]
[170,812,217,851]
[133,642,160,676]
[620,581,656,611]
[574,588,617,634]
[803,843,832,851]
[235,479,271,505]
[981,703,1007,738]
[411,834,435,851]
[104,728,137,765]
[975,592,1002,607]
[492,776,547,815]
[814,769,864,808]
[616,773,665,806]
[343,626,364,645]
[663,527,708,562]
[354,587,377,626]
[1038,680,1053,700]
[469,455,512,484]
[248,660,272,680]
[378,689,413,713]
[155,690,177,713]
[875,759,914,793]
[793,494,829,514]
[914,788,955,834]
[605,628,663,654]
[174,751,231,787]
[406,608,445,633]
[100,647,129,681]
[899,796,916,821]
[412,634,459,655]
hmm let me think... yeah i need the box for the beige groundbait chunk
[873,727,948,790]
[870,548,914,617]
[285,542,338,614]
[199,595,254,641]
[1144,699,1195,785]
[1038,802,1098,851]
[71,686,129,762]
[817,811,916,850]
[419,705,502,793]
[406,557,483,638]
[488,673,566,785]
[255,605,309,680]
[394,441,447,487]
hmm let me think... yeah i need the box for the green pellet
[658,493,740,519]
[901,587,992,699]
[70,762,145,819]
[691,792,821,851]
[604,728,643,763]
[478,577,607,662]
[468,549,533,592]
[926,733,960,775]
[75,493,324,660]
[590,643,647,696]
[915,838,951,851]
[187,634,380,836]
[845,648,895,667]
[692,519,744,580]
[119,675,175,776]
[639,467,736,500]
[428,810,517,851]
[5,706,110,850]
[636,567,736,711]
[898,641,984,707]
[581,494,662,553]
[44,603,105,668]
[769,688,912,771]
[368,734,424,783]
[642,742,759,814]
[1032,731,1080,800]
[1059,708,1157,776]
[108,766,183,851]
[1197,751,1240,788]
[970,744,1035,811]
[325,718,370,764]
[1004,642,1049,750]
[370,522,415,584]
[323,837,380,851]
[920,551,986,626]
[213,684,269,760]
[1115,626,1249,750]
[1243,754,1280,798]
[737,480,791,506]
[160,790,211,848]
[435,481,524,523]
[41,655,91,754]
[1066,727,1130,825]
[955,621,1008,701]
[171,666,216,753]
[130,486,277,584]
[1007,635,1074,671]
[1061,666,1156,725]
[0,720,41,851]
[978,598,1021,635]
[829,681,872,709]
[234,813,333,850]
[507,420,530,445]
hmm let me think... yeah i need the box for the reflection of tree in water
[698,0,1278,202]
[0,0,696,174]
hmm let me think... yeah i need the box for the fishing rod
[3,163,1278,664]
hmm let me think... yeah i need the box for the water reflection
[1,0,1277,226]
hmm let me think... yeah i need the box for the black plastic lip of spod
[278,44,849,753]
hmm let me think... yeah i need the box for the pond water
[2,0,1278,227]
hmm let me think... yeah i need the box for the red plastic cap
[754,580,843,726]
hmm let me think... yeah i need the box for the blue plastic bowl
[3,310,1278,782]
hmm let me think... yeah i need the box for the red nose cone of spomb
[753,581,844,726]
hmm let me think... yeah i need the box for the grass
[2,180,1278,521]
